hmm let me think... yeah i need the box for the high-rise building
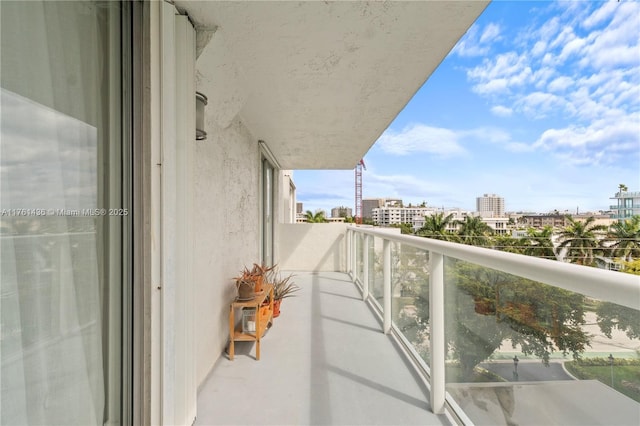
[610,189,640,221]
[363,198,403,219]
[331,206,353,218]
[476,193,504,218]
[363,198,384,219]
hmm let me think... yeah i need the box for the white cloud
[462,1,639,168]
[463,127,511,144]
[533,113,640,166]
[467,52,533,95]
[532,66,556,90]
[453,22,501,58]
[515,92,569,119]
[491,105,513,117]
[376,124,467,157]
[480,23,501,44]
[472,78,509,95]
[531,41,547,57]
[538,16,561,43]
[504,142,534,153]
[547,76,574,92]
[548,26,575,51]
[582,0,618,29]
[557,35,588,63]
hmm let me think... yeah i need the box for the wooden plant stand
[228,283,273,360]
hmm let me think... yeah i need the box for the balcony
[196,271,445,425]
[197,225,639,425]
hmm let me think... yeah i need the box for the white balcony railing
[346,225,640,425]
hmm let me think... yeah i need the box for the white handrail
[348,225,639,310]
[348,225,640,419]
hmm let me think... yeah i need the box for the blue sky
[293,0,640,215]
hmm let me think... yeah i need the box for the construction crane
[355,159,366,224]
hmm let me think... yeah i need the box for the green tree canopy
[557,216,606,266]
[457,216,493,247]
[492,234,523,254]
[521,226,557,260]
[304,209,327,223]
[416,212,458,241]
[390,222,415,235]
[395,252,589,380]
[607,215,640,261]
[453,262,588,377]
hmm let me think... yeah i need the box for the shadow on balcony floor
[196,271,447,426]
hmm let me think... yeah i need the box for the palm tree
[521,226,557,260]
[618,183,628,194]
[390,222,415,235]
[607,215,640,261]
[493,234,523,254]
[457,216,493,247]
[416,212,457,241]
[556,216,607,266]
[304,209,327,223]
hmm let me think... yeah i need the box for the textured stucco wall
[193,115,261,385]
[276,223,346,272]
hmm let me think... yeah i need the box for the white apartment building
[412,209,508,234]
[363,197,404,219]
[481,217,510,235]
[281,171,297,224]
[610,190,640,221]
[443,208,471,233]
[372,206,437,227]
[410,208,470,233]
[476,193,505,217]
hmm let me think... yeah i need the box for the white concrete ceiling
[175,1,489,170]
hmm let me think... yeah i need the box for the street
[479,360,574,382]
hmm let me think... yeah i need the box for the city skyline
[293,1,640,215]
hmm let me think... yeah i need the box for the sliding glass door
[262,158,274,266]
[1,1,130,424]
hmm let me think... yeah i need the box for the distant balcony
[197,225,640,425]
[609,205,640,210]
[612,192,640,198]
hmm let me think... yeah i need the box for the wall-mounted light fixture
[196,92,208,140]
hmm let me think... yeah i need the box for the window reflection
[0,1,125,424]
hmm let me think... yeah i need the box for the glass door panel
[262,158,274,266]
[1,1,128,424]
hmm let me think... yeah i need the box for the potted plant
[234,276,255,301]
[266,270,299,317]
[235,263,276,294]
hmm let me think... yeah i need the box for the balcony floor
[196,272,447,426]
